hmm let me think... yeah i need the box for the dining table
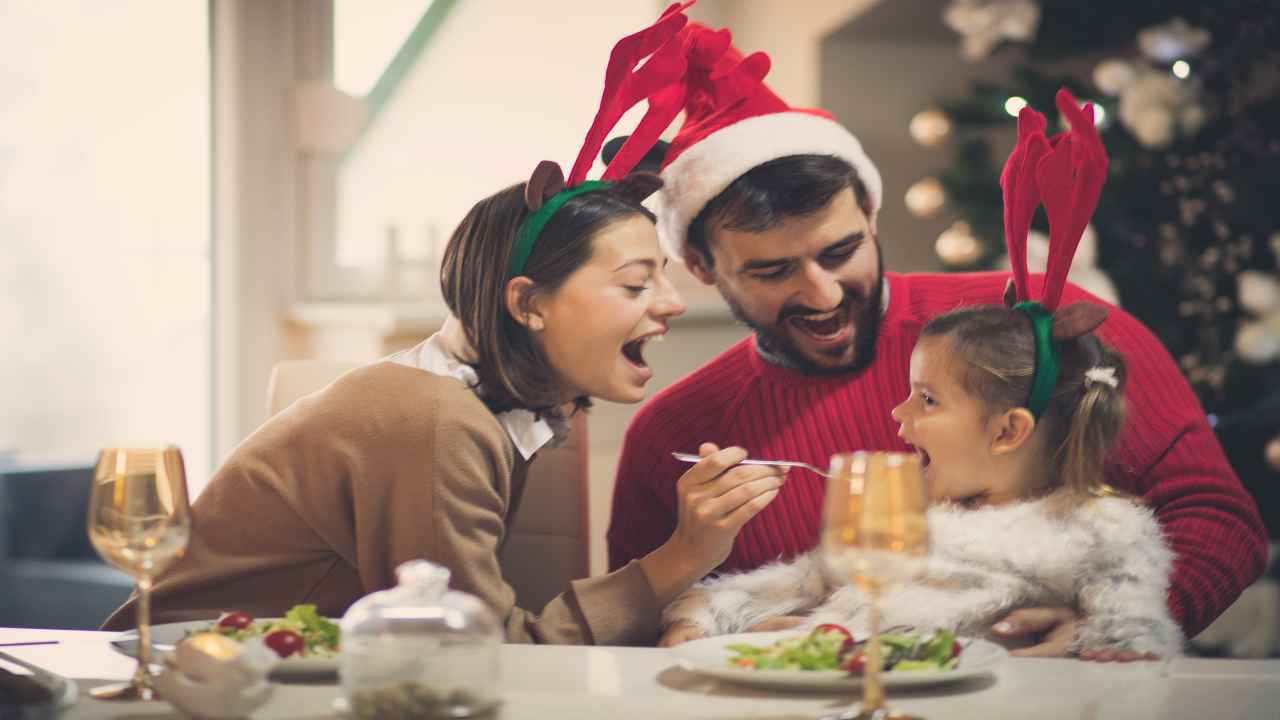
[2,626,1279,719]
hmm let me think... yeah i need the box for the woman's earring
[527,315,545,331]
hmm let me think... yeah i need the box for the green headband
[508,181,612,279]
[1014,301,1059,420]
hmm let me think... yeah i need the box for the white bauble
[1235,317,1280,363]
[1238,271,1280,314]
[936,221,983,266]
[1138,17,1212,63]
[1128,107,1176,148]
[905,177,947,217]
[1093,59,1136,96]
[910,108,953,147]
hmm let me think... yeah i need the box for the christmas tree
[912,0,1280,533]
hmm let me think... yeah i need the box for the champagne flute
[821,452,930,720]
[87,446,192,701]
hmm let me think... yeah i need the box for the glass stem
[862,584,885,712]
[133,575,156,698]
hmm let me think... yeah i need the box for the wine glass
[821,451,930,720]
[87,446,192,701]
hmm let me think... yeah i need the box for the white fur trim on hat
[653,111,882,261]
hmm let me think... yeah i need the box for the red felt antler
[1036,88,1108,310]
[1000,87,1109,311]
[566,1,694,186]
[1000,106,1050,304]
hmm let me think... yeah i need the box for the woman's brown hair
[439,176,658,416]
[920,305,1127,501]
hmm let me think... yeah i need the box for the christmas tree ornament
[1138,17,1211,63]
[905,177,947,217]
[909,108,952,146]
[943,0,1041,61]
[1238,271,1280,315]
[1266,435,1280,472]
[936,220,982,266]
[1234,317,1280,363]
[1093,59,1136,96]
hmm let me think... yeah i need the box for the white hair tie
[1084,366,1119,389]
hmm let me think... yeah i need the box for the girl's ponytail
[1055,339,1127,500]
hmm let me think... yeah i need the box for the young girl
[660,90,1182,660]
[103,4,786,645]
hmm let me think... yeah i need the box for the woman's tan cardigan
[102,362,660,645]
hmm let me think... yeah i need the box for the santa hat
[651,23,883,261]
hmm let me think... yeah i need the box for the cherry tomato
[841,651,867,674]
[264,629,305,658]
[813,623,855,654]
[733,657,757,669]
[951,640,963,659]
[216,612,253,630]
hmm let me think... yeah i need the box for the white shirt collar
[387,333,563,461]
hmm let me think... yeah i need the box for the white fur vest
[663,495,1182,657]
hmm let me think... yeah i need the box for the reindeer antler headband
[508,1,695,279]
[1000,88,1111,419]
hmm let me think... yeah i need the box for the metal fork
[670,451,832,478]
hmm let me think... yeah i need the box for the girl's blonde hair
[920,305,1127,501]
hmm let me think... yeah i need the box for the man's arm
[1100,304,1268,637]
[607,411,680,572]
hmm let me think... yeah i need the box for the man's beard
[721,266,884,375]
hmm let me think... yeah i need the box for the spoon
[670,451,832,479]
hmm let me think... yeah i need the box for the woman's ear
[989,407,1037,455]
[504,276,544,331]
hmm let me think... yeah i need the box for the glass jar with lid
[339,560,502,719]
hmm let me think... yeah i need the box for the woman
[100,162,784,644]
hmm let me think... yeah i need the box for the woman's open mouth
[621,332,663,379]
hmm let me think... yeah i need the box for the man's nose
[794,262,844,311]
[651,275,686,319]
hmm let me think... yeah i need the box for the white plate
[670,631,1006,691]
[110,620,337,681]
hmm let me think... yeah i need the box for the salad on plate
[191,604,340,659]
[726,624,961,674]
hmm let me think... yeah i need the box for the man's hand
[658,621,708,647]
[992,606,1079,657]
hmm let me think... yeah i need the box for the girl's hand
[992,606,1078,657]
[658,622,708,647]
[669,443,786,571]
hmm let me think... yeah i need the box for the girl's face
[890,335,1032,508]
[529,215,686,404]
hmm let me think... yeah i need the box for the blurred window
[0,1,212,488]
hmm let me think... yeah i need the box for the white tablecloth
[3,627,1279,719]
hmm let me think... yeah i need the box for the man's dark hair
[686,154,871,266]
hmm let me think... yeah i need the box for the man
[606,24,1267,654]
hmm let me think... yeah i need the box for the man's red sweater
[607,271,1267,637]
